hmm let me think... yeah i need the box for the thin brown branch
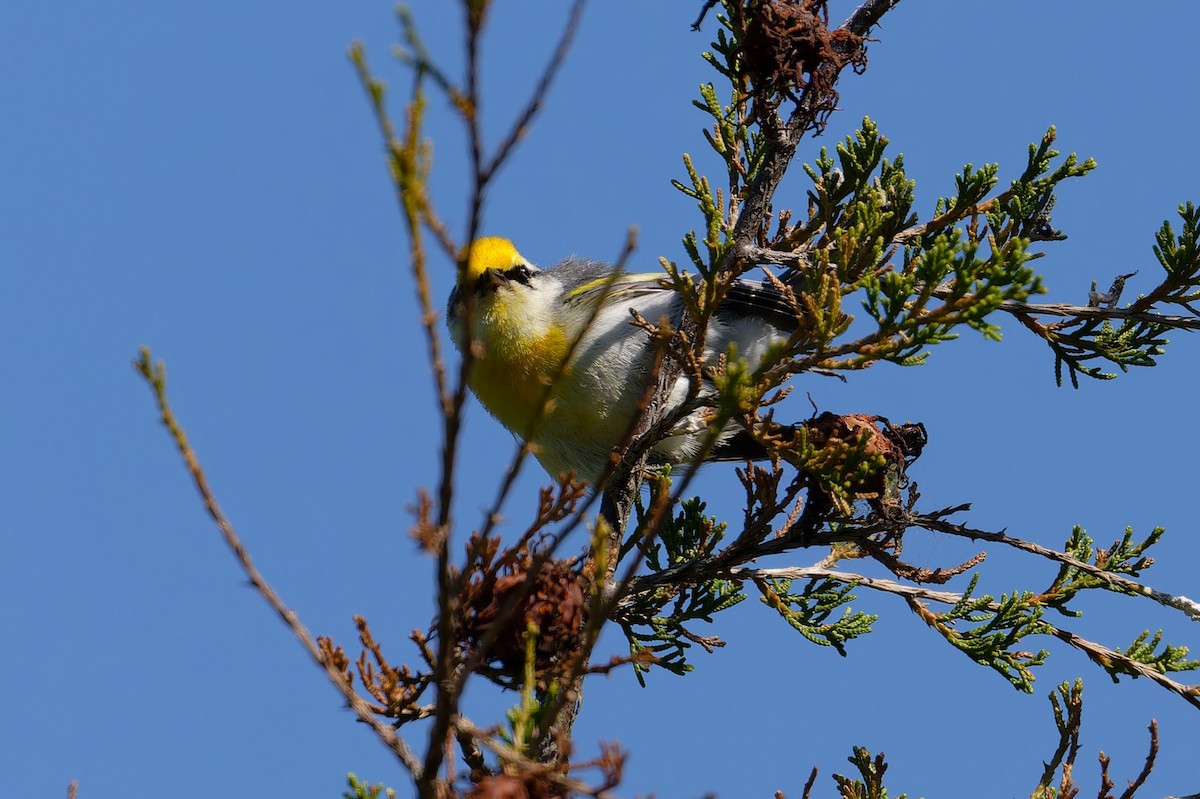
[457,727,490,782]
[476,229,638,545]
[349,43,454,415]
[915,515,1200,622]
[933,274,1200,332]
[509,343,679,762]
[132,349,424,779]
[430,13,597,774]
[424,0,492,766]
[978,296,1200,332]
[444,234,639,730]
[742,241,1200,338]
[720,565,1200,710]
[840,0,904,36]
[800,766,819,799]
[891,189,1012,245]
[1114,720,1158,799]
[509,390,690,763]
[728,0,903,259]
[482,0,588,182]
[728,565,965,605]
[594,318,677,544]
[1050,628,1200,711]
[351,33,478,785]
[456,718,622,799]
[615,494,932,600]
[516,314,720,758]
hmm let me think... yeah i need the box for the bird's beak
[478,268,509,293]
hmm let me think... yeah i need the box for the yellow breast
[469,313,572,436]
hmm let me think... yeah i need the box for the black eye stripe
[467,264,535,296]
[505,264,533,284]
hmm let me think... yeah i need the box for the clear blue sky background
[4,2,1199,797]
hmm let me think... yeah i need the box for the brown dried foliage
[410,487,441,553]
[741,0,868,131]
[460,542,589,680]
[318,618,433,723]
[466,773,558,799]
[462,740,625,799]
[803,413,917,468]
[353,616,432,720]
[762,412,925,512]
[865,536,987,585]
[737,460,804,546]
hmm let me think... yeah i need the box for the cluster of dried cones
[741,0,868,128]
[460,551,588,681]
[465,772,562,799]
[756,412,926,514]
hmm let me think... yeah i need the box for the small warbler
[447,237,798,483]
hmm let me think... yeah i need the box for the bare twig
[914,515,1200,622]
[445,233,640,743]
[1050,628,1200,710]
[800,766,819,799]
[414,3,595,784]
[728,0,904,257]
[456,718,622,799]
[1111,720,1158,799]
[727,565,966,605]
[349,44,455,415]
[719,565,1200,711]
[482,0,588,182]
[891,189,1013,245]
[476,228,638,546]
[132,349,424,779]
[935,290,1200,332]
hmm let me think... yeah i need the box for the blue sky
[4,2,1200,797]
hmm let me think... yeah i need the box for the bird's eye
[507,264,533,284]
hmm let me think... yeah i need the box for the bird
[446,237,800,484]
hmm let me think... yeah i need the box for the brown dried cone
[461,555,588,682]
[765,412,926,513]
[465,773,561,799]
[741,0,867,126]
